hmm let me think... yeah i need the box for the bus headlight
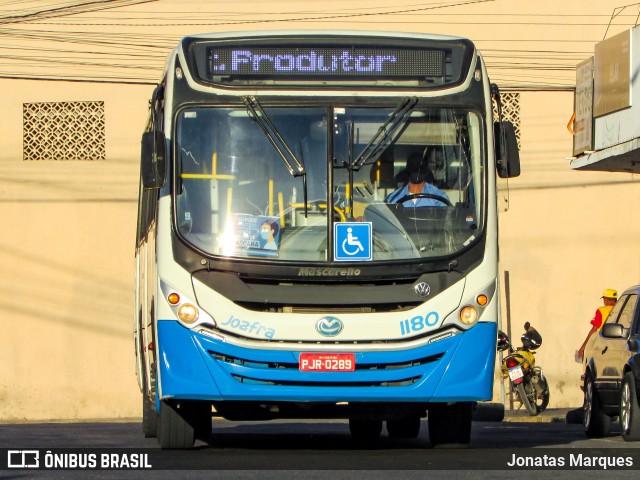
[178,304,199,324]
[459,306,479,326]
[160,279,216,329]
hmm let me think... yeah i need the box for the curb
[502,412,567,423]
[473,404,582,424]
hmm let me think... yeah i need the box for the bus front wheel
[348,418,382,442]
[386,415,421,439]
[427,402,472,448]
[158,399,212,449]
[141,366,157,438]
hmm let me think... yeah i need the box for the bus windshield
[175,104,484,262]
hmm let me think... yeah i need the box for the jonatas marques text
[507,453,634,470]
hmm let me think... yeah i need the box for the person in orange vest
[576,288,618,362]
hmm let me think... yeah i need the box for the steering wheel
[394,193,452,207]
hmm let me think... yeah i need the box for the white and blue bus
[135,30,520,449]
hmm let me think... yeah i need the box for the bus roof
[180,29,473,44]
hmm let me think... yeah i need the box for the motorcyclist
[521,322,542,350]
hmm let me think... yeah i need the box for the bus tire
[158,400,211,449]
[141,367,157,438]
[428,402,472,448]
[386,415,421,439]
[349,419,382,442]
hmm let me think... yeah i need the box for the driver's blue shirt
[385,182,449,207]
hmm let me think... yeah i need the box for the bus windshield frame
[173,100,486,265]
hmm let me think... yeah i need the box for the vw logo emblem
[316,316,344,337]
[414,282,431,297]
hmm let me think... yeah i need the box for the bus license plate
[508,366,524,381]
[299,353,355,372]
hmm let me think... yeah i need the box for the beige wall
[0,80,147,419]
[2,1,640,420]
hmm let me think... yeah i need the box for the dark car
[582,285,640,441]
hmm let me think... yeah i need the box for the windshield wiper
[243,96,305,177]
[352,96,418,170]
[243,96,310,216]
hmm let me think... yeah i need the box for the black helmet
[497,330,510,352]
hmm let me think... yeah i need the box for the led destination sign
[207,46,446,79]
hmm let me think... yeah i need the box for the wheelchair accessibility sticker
[334,222,372,262]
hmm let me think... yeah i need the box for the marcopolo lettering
[298,267,361,277]
[211,49,398,75]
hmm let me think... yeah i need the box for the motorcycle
[497,324,550,416]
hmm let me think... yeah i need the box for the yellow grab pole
[278,192,285,226]
[268,179,274,216]
[345,182,351,215]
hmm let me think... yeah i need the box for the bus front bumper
[156,320,497,403]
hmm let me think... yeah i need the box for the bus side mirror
[141,130,166,189]
[494,121,520,178]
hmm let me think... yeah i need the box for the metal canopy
[570,138,640,173]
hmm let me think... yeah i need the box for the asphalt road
[1,412,639,479]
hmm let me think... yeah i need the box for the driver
[385,150,449,207]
